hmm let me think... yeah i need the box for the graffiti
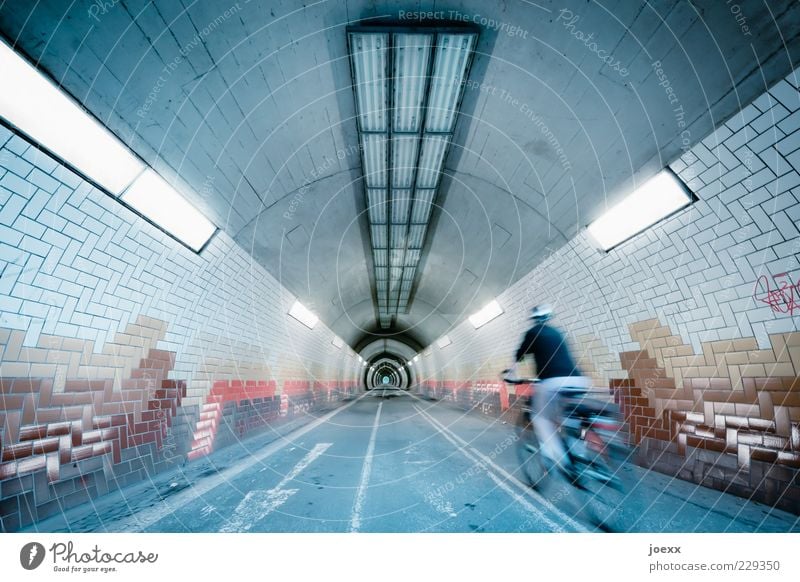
[753,272,800,315]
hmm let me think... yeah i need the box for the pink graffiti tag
[753,272,800,315]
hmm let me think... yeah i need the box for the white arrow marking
[220,442,332,532]
[219,489,297,532]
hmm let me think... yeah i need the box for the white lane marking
[413,403,588,533]
[220,442,332,532]
[271,442,333,489]
[108,393,367,532]
[219,489,297,533]
[350,401,383,532]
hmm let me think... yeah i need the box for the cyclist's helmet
[529,303,553,322]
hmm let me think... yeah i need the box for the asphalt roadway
[23,389,800,533]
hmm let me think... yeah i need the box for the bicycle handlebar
[500,371,539,385]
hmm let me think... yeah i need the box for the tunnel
[0,0,799,542]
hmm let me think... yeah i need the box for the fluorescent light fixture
[373,249,387,266]
[0,40,145,195]
[392,136,419,188]
[367,189,387,223]
[411,189,435,223]
[587,170,692,250]
[425,34,476,132]
[416,135,449,188]
[407,224,427,248]
[390,249,404,267]
[469,299,503,329]
[405,249,421,266]
[371,224,387,248]
[393,33,433,132]
[332,336,344,348]
[375,266,388,280]
[390,224,407,248]
[437,335,452,348]
[391,194,411,224]
[349,33,389,132]
[362,134,387,188]
[288,300,319,329]
[348,27,477,322]
[121,169,216,251]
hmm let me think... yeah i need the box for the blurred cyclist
[505,304,591,481]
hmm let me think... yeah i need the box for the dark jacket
[515,323,582,379]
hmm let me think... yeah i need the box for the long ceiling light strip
[121,169,216,252]
[0,40,144,195]
[587,169,693,250]
[388,32,427,319]
[367,189,387,223]
[393,33,432,133]
[351,32,391,324]
[425,34,477,133]
[349,26,477,328]
[362,134,388,187]
[399,31,476,315]
[410,189,435,223]
[0,40,217,253]
[351,33,389,132]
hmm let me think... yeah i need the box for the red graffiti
[753,272,800,315]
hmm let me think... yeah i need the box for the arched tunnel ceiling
[359,338,417,363]
[2,1,799,349]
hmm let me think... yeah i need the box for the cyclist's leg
[533,377,591,470]
[532,378,567,468]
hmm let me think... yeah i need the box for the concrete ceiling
[2,0,799,350]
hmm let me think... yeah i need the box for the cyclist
[505,304,591,481]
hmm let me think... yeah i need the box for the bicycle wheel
[516,425,547,489]
[571,437,637,532]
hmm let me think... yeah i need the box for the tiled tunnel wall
[419,67,800,514]
[0,125,363,531]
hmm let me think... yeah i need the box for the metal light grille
[348,26,478,328]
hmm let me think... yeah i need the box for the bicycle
[503,374,636,531]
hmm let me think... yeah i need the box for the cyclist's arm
[515,327,536,362]
[506,329,534,379]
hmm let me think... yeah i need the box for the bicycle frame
[504,375,634,531]
[505,376,628,474]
